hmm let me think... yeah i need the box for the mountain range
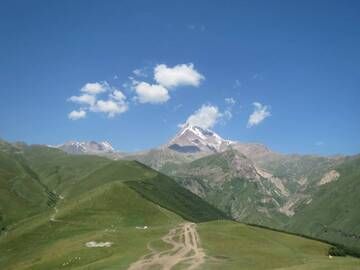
[53,124,360,251]
[1,139,359,270]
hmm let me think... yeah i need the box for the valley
[52,125,360,253]
[0,133,359,269]
[2,1,359,269]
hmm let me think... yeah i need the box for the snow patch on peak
[56,140,115,154]
[168,124,234,153]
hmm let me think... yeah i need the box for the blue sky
[0,0,359,155]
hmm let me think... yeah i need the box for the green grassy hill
[0,141,50,228]
[0,143,359,269]
[0,143,226,269]
[159,147,360,253]
[199,221,360,270]
[287,155,360,251]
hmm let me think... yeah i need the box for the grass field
[0,182,183,270]
[2,213,359,269]
[198,221,360,270]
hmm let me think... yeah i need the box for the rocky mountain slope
[127,125,344,225]
[123,125,359,250]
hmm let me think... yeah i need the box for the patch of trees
[328,246,346,257]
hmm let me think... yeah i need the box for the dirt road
[128,223,206,270]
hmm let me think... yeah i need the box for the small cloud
[247,102,271,127]
[80,82,108,95]
[68,110,86,120]
[133,68,148,78]
[225,97,236,105]
[181,104,223,129]
[187,24,206,32]
[223,97,236,120]
[315,141,325,146]
[134,82,170,104]
[154,63,204,89]
[251,73,263,81]
[223,110,232,120]
[173,104,183,112]
[91,99,128,117]
[233,80,242,88]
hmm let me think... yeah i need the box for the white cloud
[173,104,183,112]
[80,82,108,95]
[133,68,147,77]
[134,82,170,104]
[91,99,128,118]
[68,110,86,120]
[247,102,271,127]
[224,110,232,120]
[68,83,128,119]
[187,24,206,32]
[68,94,96,106]
[183,104,223,129]
[110,90,126,102]
[154,63,204,89]
[225,97,236,105]
[233,79,242,88]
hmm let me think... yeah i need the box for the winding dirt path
[128,223,205,270]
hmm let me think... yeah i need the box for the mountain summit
[167,124,233,153]
[55,140,115,154]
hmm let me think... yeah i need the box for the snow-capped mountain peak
[168,124,233,153]
[56,140,115,154]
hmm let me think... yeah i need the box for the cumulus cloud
[68,94,96,106]
[68,82,128,119]
[110,90,126,101]
[68,63,204,119]
[80,82,108,95]
[91,99,128,117]
[131,63,204,104]
[247,102,271,127]
[134,82,170,104]
[182,104,223,129]
[68,110,86,120]
[154,63,204,89]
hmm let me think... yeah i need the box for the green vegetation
[288,155,360,250]
[0,142,359,269]
[198,220,360,270]
[0,143,226,269]
[162,149,288,227]
[0,142,49,227]
[0,182,183,270]
[328,246,346,257]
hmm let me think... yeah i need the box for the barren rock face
[318,170,340,186]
